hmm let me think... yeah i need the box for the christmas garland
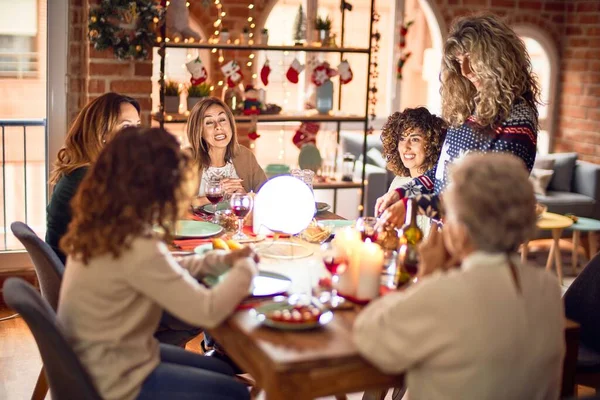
[88,0,164,61]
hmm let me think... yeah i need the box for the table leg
[333,189,338,214]
[572,230,580,275]
[590,231,598,259]
[553,229,564,284]
[546,235,556,272]
[521,240,529,263]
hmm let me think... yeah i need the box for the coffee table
[566,216,600,274]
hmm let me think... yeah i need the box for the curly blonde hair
[381,107,447,176]
[447,152,537,253]
[61,127,196,264]
[441,14,541,129]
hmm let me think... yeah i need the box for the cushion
[366,147,387,169]
[533,157,555,171]
[537,153,578,192]
[535,190,596,218]
[529,168,554,196]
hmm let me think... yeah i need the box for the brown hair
[60,127,196,264]
[441,14,541,129]
[186,96,239,169]
[49,93,140,185]
[381,107,447,177]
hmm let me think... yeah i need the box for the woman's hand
[224,246,260,266]
[375,190,400,217]
[221,178,245,195]
[418,224,455,278]
[377,200,406,229]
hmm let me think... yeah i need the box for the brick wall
[66,0,600,163]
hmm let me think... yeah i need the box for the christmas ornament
[337,60,353,84]
[399,20,413,49]
[292,4,307,44]
[368,10,381,125]
[243,85,262,115]
[397,52,412,80]
[286,58,305,84]
[166,0,201,41]
[88,0,164,61]
[186,56,208,85]
[292,121,320,149]
[260,60,271,86]
[311,61,337,87]
[248,116,260,141]
[221,60,243,88]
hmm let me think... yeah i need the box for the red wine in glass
[323,256,343,275]
[232,205,250,218]
[206,193,223,205]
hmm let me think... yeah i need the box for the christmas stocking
[292,121,320,149]
[311,61,337,86]
[166,0,202,41]
[338,60,353,84]
[186,57,208,85]
[260,60,271,86]
[221,60,243,87]
[286,58,305,84]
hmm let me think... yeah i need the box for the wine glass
[321,242,346,308]
[230,193,253,240]
[206,179,224,214]
[355,217,379,242]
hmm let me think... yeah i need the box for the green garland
[88,0,164,61]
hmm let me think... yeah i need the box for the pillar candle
[356,240,384,300]
[333,228,361,296]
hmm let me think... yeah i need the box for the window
[0,0,38,78]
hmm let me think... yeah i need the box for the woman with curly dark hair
[381,107,446,192]
[58,127,254,400]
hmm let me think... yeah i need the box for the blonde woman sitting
[354,153,564,400]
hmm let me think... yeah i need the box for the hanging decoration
[337,60,353,84]
[243,85,262,115]
[221,60,243,87]
[292,121,320,149]
[166,0,201,42]
[248,116,261,141]
[397,20,413,80]
[245,1,257,82]
[186,56,208,85]
[88,0,164,61]
[286,57,305,84]
[311,61,338,86]
[260,60,271,86]
[367,11,381,130]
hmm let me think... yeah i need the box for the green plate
[173,220,223,238]
[193,243,213,256]
[203,271,292,297]
[316,202,331,213]
[253,299,333,330]
[198,201,230,215]
[319,219,355,232]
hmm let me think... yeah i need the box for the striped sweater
[395,100,538,219]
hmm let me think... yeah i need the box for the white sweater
[58,237,257,400]
[353,251,564,400]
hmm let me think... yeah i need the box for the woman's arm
[375,167,437,217]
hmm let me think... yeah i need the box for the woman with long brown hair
[376,14,541,227]
[46,92,141,263]
[186,96,266,205]
[58,127,255,400]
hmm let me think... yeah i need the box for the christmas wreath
[88,0,164,61]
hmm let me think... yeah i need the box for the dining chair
[563,252,600,392]
[10,221,65,400]
[2,278,102,400]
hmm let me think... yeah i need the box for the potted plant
[220,28,230,44]
[241,27,251,44]
[164,80,181,114]
[261,28,269,45]
[292,4,307,45]
[187,82,212,111]
[315,16,332,45]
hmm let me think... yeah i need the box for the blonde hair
[447,152,537,253]
[50,93,140,185]
[186,97,239,169]
[441,14,541,129]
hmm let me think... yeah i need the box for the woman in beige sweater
[58,127,254,400]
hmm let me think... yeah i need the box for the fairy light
[252,73,257,79]
[186,1,190,6]
[218,55,224,63]
[247,61,253,67]
[211,48,217,53]
[250,23,256,29]
[218,80,224,86]
[221,11,226,17]
[249,54,255,59]
[214,19,222,27]
[166,0,170,5]
[245,2,257,84]
[248,4,254,9]
[214,30,219,35]
[278,129,285,160]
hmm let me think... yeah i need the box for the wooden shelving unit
[163,42,370,54]
[152,112,368,124]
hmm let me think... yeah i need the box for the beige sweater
[354,251,565,400]
[58,237,257,400]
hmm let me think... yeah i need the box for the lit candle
[333,228,361,295]
[356,240,384,300]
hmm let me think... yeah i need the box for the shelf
[153,112,368,124]
[160,42,370,54]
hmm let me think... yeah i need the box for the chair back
[3,278,102,400]
[11,221,64,311]
[564,252,600,352]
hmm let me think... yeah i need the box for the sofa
[533,153,600,221]
[340,132,394,216]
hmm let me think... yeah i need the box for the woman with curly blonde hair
[376,13,541,227]
[59,127,254,400]
[381,107,446,191]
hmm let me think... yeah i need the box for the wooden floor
[0,241,596,400]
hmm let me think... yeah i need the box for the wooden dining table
[183,211,581,399]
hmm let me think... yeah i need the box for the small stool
[566,216,600,274]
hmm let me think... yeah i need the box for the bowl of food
[535,203,547,219]
[299,220,333,244]
[214,209,238,232]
